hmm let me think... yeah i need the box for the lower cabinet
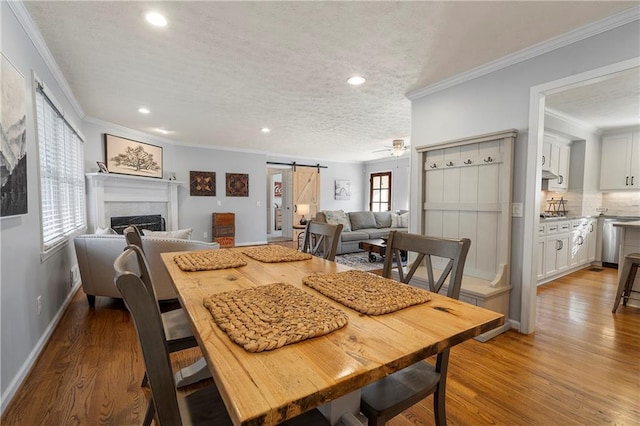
[538,217,596,284]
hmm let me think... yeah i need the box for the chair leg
[622,265,638,307]
[613,260,634,313]
[141,371,148,387]
[433,386,447,426]
[143,399,155,426]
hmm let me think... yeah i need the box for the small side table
[293,224,306,249]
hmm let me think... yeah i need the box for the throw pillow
[142,228,193,240]
[390,213,400,228]
[95,226,117,235]
[373,211,392,228]
[400,212,409,228]
[349,211,376,230]
[323,210,351,232]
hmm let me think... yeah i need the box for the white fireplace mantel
[85,173,183,233]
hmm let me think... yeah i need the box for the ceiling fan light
[392,139,405,157]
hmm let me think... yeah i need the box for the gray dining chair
[114,247,330,426]
[360,231,471,426]
[301,221,343,261]
[115,241,211,389]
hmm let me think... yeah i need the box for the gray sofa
[74,234,219,306]
[315,210,408,254]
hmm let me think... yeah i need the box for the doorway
[521,58,640,334]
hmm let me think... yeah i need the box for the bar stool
[612,253,640,313]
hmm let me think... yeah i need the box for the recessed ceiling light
[138,107,150,114]
[347,75,366,86]
[155,128,170,135]
[261,127,271,133]
[145,12,167,27]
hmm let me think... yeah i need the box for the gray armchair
[74,234,219,306]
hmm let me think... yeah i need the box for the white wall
[409,19,640,326]
[364,157,410,212]
[1,2,85,411]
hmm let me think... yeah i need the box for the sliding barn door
[292,167,320,225]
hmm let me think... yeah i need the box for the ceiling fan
[373,139,409,157]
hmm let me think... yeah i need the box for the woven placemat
[203,283,348,352]
[303,270,431,315]
[242,245,312,263]
[174,249,247,271]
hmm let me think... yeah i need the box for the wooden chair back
[383,231,471,299]
[124,225,144,251]
[114,249,182,425]
[301,221,343,261]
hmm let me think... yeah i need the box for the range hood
[541,170,559,180]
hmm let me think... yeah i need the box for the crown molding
[407,6,640,100]
[8,0,85,119]
[544,108,601,136]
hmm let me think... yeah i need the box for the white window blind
[36,84,86,251]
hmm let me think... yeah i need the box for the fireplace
[85,173,181,233]
[110,215,166,234]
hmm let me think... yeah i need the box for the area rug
[334,251,385,271]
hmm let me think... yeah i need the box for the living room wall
[1,2,85,411]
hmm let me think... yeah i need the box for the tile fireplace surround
[85,173,182,233]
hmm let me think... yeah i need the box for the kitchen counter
[612,220,640,229]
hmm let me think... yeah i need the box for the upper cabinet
[543,133,570,191]
[600,131,640,190]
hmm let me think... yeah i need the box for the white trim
[0,284,81,415]
[545,108,601,136]
[407,7,640,100]
[8,0,85,119]
[521,58,640,334]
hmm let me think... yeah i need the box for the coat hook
[464,159,472,165]
[484,156,494,163]
[430,163,437,169]
[446,161,454,167]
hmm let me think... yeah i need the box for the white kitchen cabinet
[543,222,571,277]
[600,132,640,190]
[542,141,553,173]
[548,145,570,191]
[537,239,546,281]
[587,219,597,262]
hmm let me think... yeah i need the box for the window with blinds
[35,84,86,251]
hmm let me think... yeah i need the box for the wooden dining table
[161,247,504,426]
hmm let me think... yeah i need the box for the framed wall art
[226,173,249,197]
[190,171,216,196]
[335,179,351,200]
[1,53,28,217]
[104,134,163,178]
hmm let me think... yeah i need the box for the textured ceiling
[23,1,637,162]
[546,67,640,132]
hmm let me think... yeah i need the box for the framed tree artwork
[226,173,249,197]
[104,134,163,178]
[190,171,215,196]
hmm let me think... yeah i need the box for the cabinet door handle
[558,175,563,184]
[542,155,545,166]
[556,240,563,251]
[626,176,629,186]
[579,236,584,246]
[589,223,594,232]
[632,176,635,186]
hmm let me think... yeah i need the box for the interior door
[292,167,320,225]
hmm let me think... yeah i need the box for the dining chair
[360,231,471,426]
[301,221,343,261]
[123,225,144,250]
[115,242,211,388]
[115,248,330,426]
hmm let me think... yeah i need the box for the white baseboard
[0,282,81,415]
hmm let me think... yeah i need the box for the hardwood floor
[2,267,639,425]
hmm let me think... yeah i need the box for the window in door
[370,172,391,212]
